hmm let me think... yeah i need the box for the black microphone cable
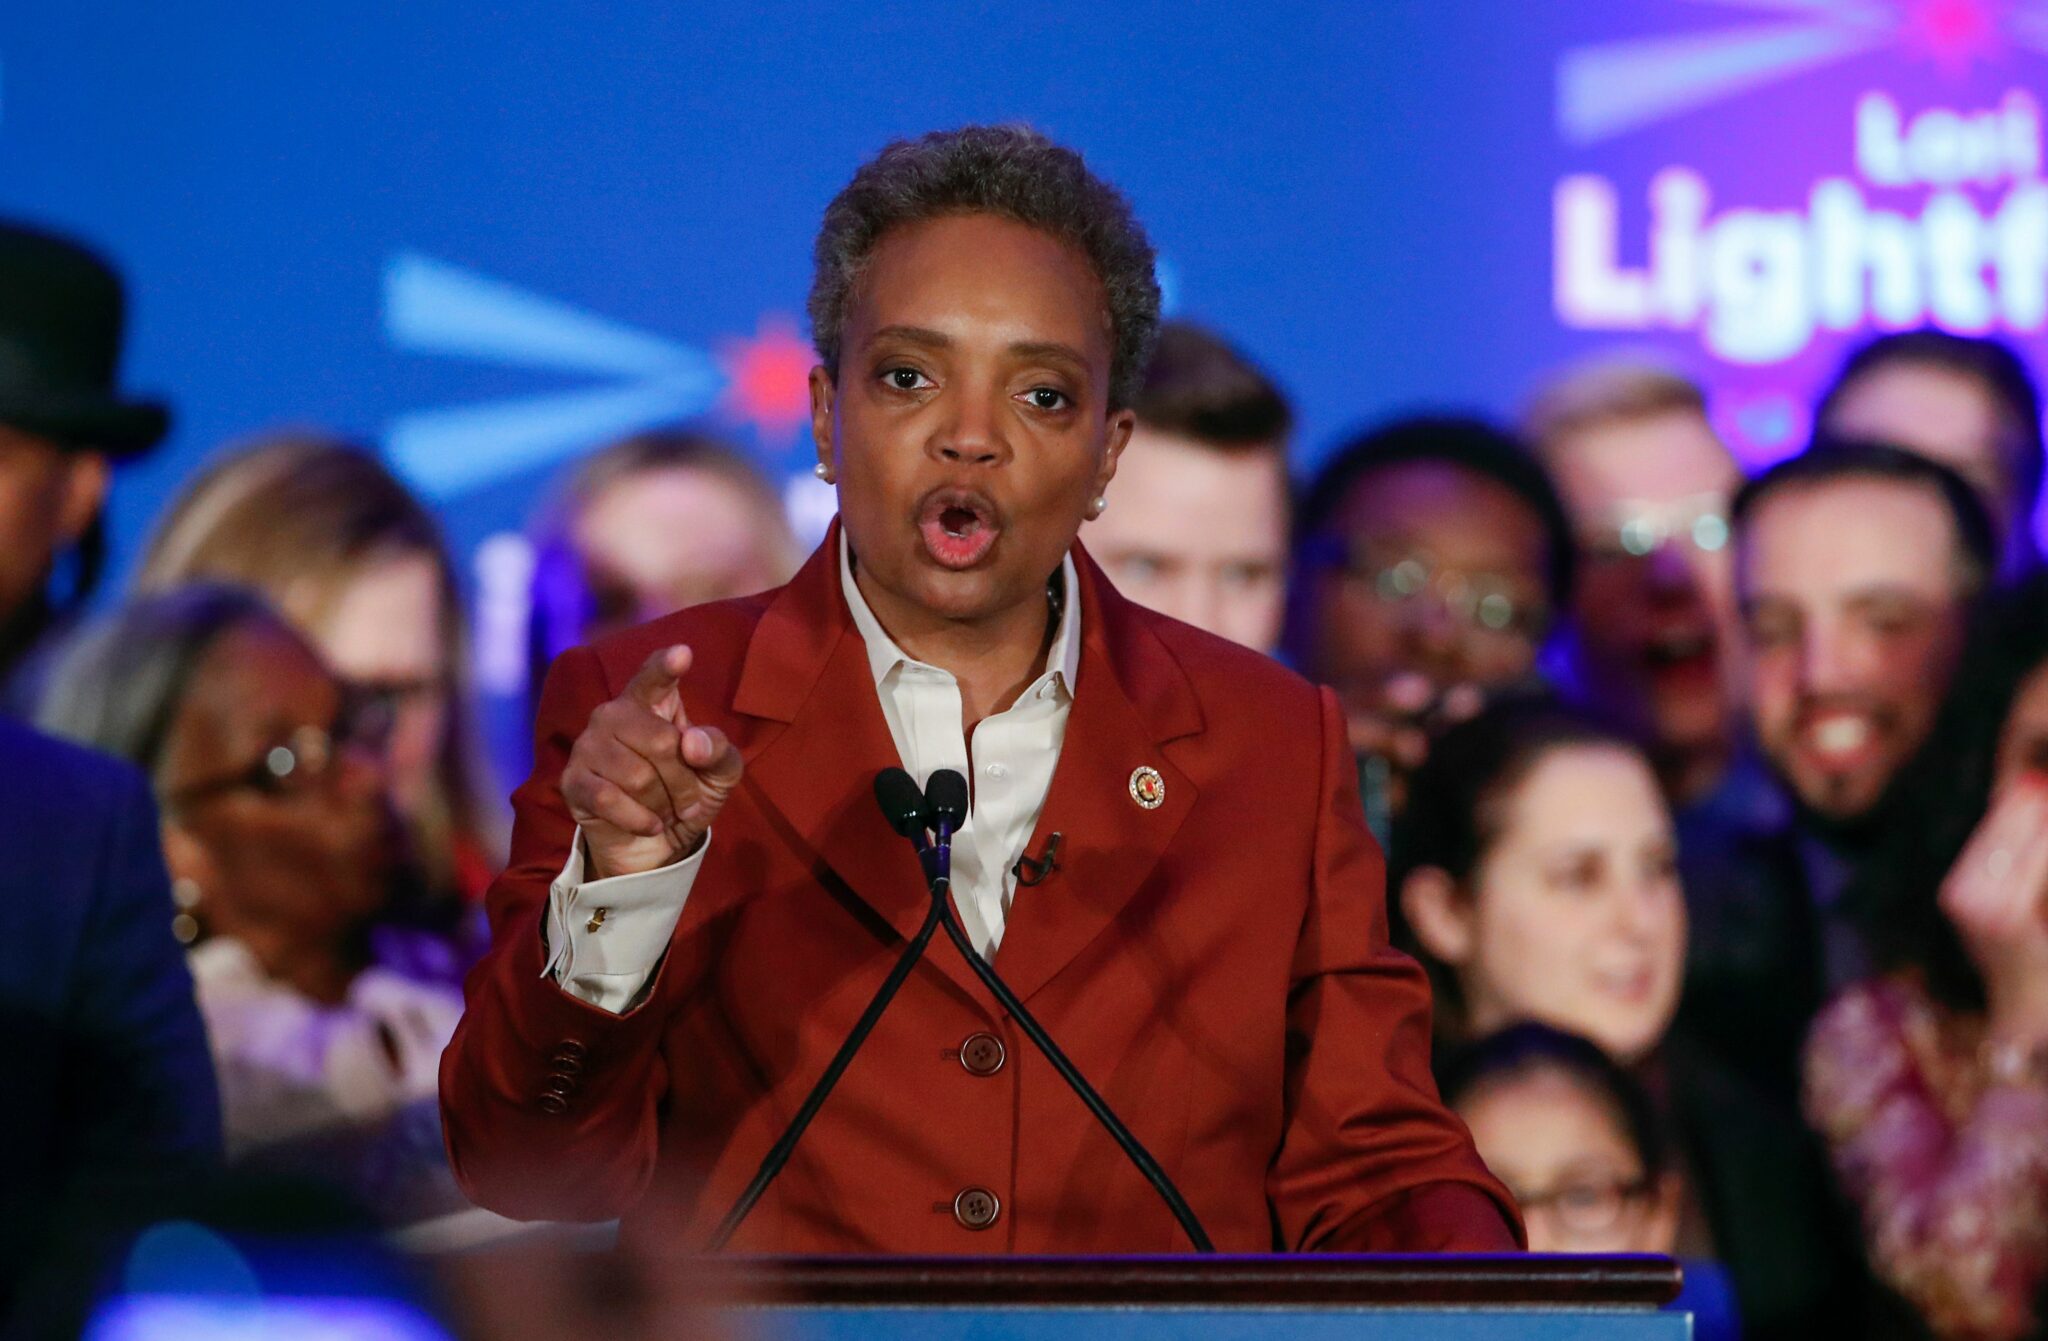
[920,769,1216,1252]
[703,769,946,1250]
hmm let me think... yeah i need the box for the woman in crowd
[133,432,501,903]
[1395,697,1860,1339]
[35,585,464,1218]
[1441,1023,1737,1339]
[1444,1023,1682,1253]
[1805,577,2048,1341]
[529,426,800,655]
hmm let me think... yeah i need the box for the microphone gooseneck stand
[707,767,1214,1253]
[918,769,1214,1252]
[703,771,945,1251]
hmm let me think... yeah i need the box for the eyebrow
[866,325,1090,370]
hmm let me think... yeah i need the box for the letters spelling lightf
[1558,90,2048,364]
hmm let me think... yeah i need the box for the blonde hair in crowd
[1522,359,1710,459]
[134,430,504,893]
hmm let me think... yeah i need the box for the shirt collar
[838,528,1081,698]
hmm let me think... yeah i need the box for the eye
[1117,555,1166,582]
[882,366,933,392]
[1547,854,1603,892]
[1021,386,1071,411]
[1862,604,1925,638]
[1745,608,1798,649]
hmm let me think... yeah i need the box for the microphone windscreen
[873,768,932,839]
[924,769,969,832]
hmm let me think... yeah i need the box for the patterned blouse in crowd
[1805,973,2048,1341]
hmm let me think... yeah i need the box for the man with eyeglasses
[1285,416,1574,841]
[1522,363,1818,1108]
[1525,362,1747,813]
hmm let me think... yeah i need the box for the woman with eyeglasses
[1441,1024,1737,1340]
[36,584,464,1214]
[133,433,502,905]
[1393,697,1865,1341]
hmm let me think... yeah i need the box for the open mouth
[917,488,1002,570]
[1643,627,1715,669]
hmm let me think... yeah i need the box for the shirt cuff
[543,830,708,1015]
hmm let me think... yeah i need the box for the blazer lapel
[733,522,987,1002]
[992,548,1204,1006]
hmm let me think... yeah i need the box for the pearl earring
[1088,496,1108,519]
[171,877,202,945]
[813,462,833,483]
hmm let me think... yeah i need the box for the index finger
[623,644,694,715]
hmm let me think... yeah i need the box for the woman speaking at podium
[440,125,1521,1255]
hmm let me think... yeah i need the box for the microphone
[1013,832,1062,887]
[918,769,1214,1252]
[874,767,934,841]
[924,768,968,835]
[704,767,949,1250]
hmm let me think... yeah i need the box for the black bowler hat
[0,220,169,455]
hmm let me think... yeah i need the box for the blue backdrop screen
[6,0,2045,712]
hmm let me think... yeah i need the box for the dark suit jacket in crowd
[0,718,220,1314]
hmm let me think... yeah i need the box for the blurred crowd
[9,209,2048,1341]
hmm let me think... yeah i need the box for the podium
[709,1255,1689,1339]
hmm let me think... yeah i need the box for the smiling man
[442,126,1518,1254]
[1732,442,1995,993]
[1736,445,1990,828]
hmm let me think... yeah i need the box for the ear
[1092,408,1135,504]
[56,451,110,546]
[809,365,838,478]
[1642,1170,1684,1257]
[159,819,217,896]
[1400,866,1476,966]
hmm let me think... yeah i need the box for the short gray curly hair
[808,124,1161,410]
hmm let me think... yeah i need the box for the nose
[1796,623,1863,696]
[1643,543,1698,599]
[1395,594,1468,677]
[927,386,1009,469]
[1616,878,1669,941]
[1184,575,1224,638]
[331,736,390,805]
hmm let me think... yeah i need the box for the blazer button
[538,1093,569,1115]
[952,1187,1000,1230]
[958,1033,1005,1077]
[549,1051,585,1075]
[542,1073,575,1097]
[555,1040,588,1063]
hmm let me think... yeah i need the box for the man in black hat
[0,223,215,1328]
[0,220,169,700]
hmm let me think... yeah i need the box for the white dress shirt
[545,533,1080,1014]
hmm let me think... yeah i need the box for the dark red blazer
[441,527,1521,1253]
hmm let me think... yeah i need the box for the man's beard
[1771,718,1949,856]
[1784,769,1905,853]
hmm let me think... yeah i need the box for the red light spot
[718,315,815,441]
[1907,0,2003,75]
